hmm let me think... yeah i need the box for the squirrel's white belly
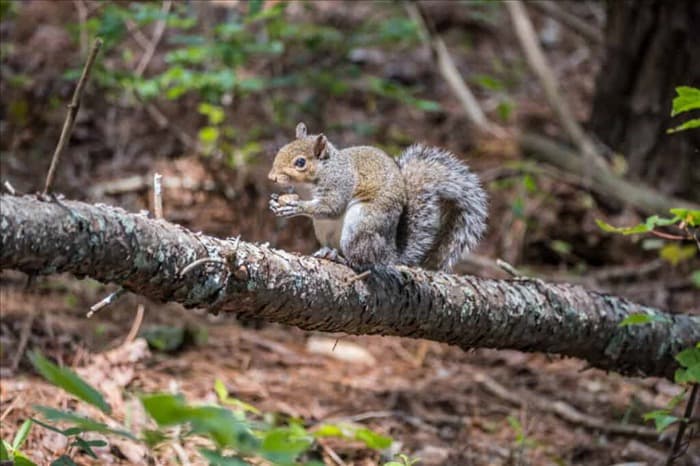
[313,217,344,250]
[312,200,364,252]
[294,184,345,250]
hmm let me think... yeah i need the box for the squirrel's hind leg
[342,230,398,271]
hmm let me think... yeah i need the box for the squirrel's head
[268,122,333,186]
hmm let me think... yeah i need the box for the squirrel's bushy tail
[397,144,488,271]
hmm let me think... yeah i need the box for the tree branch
[1,194,698,380]
[519,132,700,214]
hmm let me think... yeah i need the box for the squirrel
[268,122,488,272]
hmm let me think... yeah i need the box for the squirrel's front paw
[269,193,302,217]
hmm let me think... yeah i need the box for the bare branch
[518,132,700,215]
[405,2,503,136]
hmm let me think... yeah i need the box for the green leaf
[473,74,505,91]
[643,410,679,432]
[595,219,650,235]
[141,394,258,450]
[354,427,392,450]
[669,208,700,227]
[549,240,572,255]
[198,127,220,145]
[14,455,39,466]
[522,174,537,193]
[618,313,670,327]
[0,439,9,460]
[660,243,697,266]
[199,449,250,466]
[675,366,700,384]
[691,270,700,289]
[29,352,111,414]
[261,426,314,463]
[70,437,106,459]
[12,419,32,450]
[140,325,186,352]
[644,214,680,228]
[671,86,700,116]
[142,429,169,448]
[33,406,136,440]
[675,347,700,368]
[247,0,264,17]
[198,103,225,125]
[50,455,78,466]
[312,424,343,437]
[214,380,260,414]
[667,118,700,133]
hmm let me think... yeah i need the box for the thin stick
[10,313,35,371]
[405,2,501,136]
[87,288,126,318]
[505,2,607,169]
[496,259,522,277]
[124,304,145,345]
[666,383,698,466]
[153,173,163,219]
[346,270,371,284]
[43,38,103,195]
[3,180,16,195]
[135,0,171,77]
[649,230,688,241]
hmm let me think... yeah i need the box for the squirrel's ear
[295,122,307,139]
[313,134,329,159]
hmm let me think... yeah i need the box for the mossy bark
[1,194,698,379]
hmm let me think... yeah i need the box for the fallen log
[1,194,697,380]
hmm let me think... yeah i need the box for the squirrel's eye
[294,157,306,168]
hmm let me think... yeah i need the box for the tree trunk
[590,0,700,202]
[1,194,698,380]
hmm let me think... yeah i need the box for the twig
[3,180,16,195]
[405,2,502,136]
[134,0,171,77]
[10,313,35,371]
[87,288,126,318]
[124,304,145,344]
[152,173,163,219]
[666,383,698,466]
[649,230,689,241]
[496,259,522,278]
[505,1,607,169]
[473,371,658,438]
[318,440,347,466]
[346,270,371,284]
[43,38,103,195]
[529,1,603,45]
[73,0,89,57]
[179,258,228,278]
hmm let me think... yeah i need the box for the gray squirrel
[268,122,488,271]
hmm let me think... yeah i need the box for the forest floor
[1,1,699,465]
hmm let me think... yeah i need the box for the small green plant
[596,208,700,284]
[1,419,36,466]
[21,351,403,465]
[668,86,700,133]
